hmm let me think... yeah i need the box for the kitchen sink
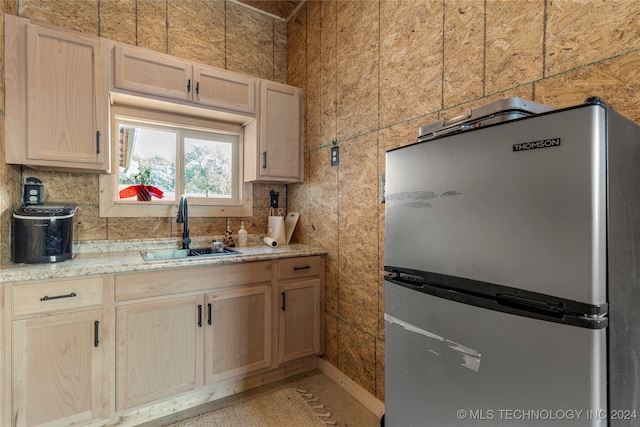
[140,246,241,261]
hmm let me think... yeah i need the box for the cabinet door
[256,80,302,182]
[193,65,255,114]
[12,309,105,427]
[116,296,204,410]
[113,44,192,101]
[204,285,271,384]
[25,23,109,171]
[278,278,321,364]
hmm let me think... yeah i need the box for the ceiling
[235,0,303,20]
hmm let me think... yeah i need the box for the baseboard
[317,358,385,418]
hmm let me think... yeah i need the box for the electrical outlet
[331,146,339,167]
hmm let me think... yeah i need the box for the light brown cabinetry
[113,44,256,115]
[204,285,271,383]
[276,256,324,363]
[115,295,204,410]
[5,15,110,173]
[114,262,272,410]
[244,80,303,183]
[8,276,108,427]
[3,254,323,426]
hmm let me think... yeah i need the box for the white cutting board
[284,212,299,244]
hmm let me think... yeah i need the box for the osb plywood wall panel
[137,0,169,52]
[485,0,544,95]
[100,0,136,44]
[320,1,337,149]
[227,2,275,78]
[545,0,640,76]
[336,1,378,141]
[20,0,100,35]
[239,0,300,19]
[443,0,484,107]
[168,1,225,68]
[287,0,640,401]
[0,0,287,263]
[380,0,443,128]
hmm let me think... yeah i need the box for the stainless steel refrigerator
[384,97,640,426]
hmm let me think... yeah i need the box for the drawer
[278,256,323,281]
[12,276,104,317]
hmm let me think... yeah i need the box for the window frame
[99,105,253,218]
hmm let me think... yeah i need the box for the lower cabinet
[276,256,325,364]
[8,276,108,427]
[114,263,273,410]
[278,278,322,364]
[204,285,271,384]
[4,256,323,426]
[13,310,106,427]
[115,295,204,410]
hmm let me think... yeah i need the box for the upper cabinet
[113,44,192,101]
[113,44,256,116]
[4,16,303,179]
[244,80,303,183]
[5,15,110,173]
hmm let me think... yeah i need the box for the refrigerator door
[385,281,607,426]
[385,105,607,305]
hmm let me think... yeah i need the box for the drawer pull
[197,304,203,327]
[281,292,286,311]
[40,292,77,302]
[207,303,212,326]
[293,265,311,271]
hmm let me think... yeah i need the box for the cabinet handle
[197,304,203,327]
[281,292,286,311]
[207,303,212,325]
[262,151,267,169]
[187,79,191,93]
[40,292,77,301]
[96,131,101,154]
[293,265,311,271]
[196,81,200,95]
[94,321,100,348]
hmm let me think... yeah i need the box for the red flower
[119,184,164,201]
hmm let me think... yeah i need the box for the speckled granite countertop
[0,237,326,283]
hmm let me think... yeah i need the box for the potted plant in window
[119,167,164,201]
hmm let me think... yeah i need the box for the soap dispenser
[238,221,248,247]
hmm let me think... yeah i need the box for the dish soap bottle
[238,221,248,247]
[224,220,236,247]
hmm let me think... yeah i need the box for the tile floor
[141,369,381,427]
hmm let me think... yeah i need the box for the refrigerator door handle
[496,293,564,317]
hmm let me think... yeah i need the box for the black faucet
[176,194,191,249]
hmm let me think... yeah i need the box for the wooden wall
[286,0,640,401]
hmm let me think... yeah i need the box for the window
[100,105,252,217]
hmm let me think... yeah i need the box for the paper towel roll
[263,236,279,247]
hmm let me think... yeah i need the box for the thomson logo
[513,138,561,152]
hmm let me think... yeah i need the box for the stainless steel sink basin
[140,246,241,261]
